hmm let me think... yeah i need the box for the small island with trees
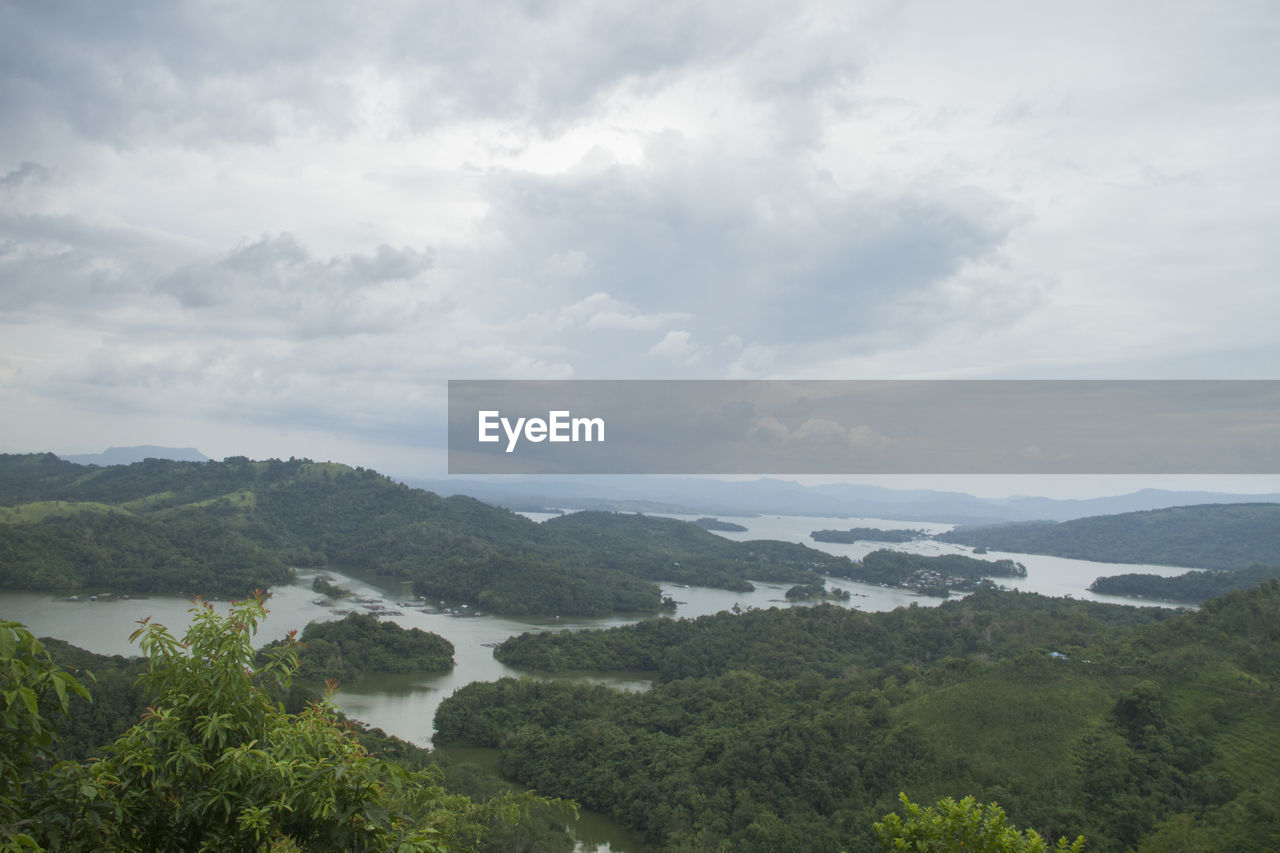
[261,612,454,683]
[693,517,749,532]
[826,549,1027,597]
[811,527,927,543]
[784,580,852,601]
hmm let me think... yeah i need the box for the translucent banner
[447,380,1280,474]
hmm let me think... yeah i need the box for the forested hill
[0,453,848,615]
[438,582,1280,851]
[937,503,1280,570]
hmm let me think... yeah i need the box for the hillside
[1089,561,1280,603]
[0,454,850,615]
[439,582,1280,852]
[937,503,1280,570]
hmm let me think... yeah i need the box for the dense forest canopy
[1089,562,1280,603]
[693,517,749,531]
[440,583,1280,852]
[259,612,456,684]
[811,527,926,543]
[5,452,1280,849]
[1,598,567,851]
[0,454,847,615]
[938,503,1280,570]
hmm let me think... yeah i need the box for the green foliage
[693,518,748,532]
[784,580,850,601]
[310,576,352,598]
[874,793,1085,852]
[5,596,547,852]
[0,455,856,615]
[496,589,1160,679]
[448,585,1280,852]
[0,506,291,596]
[40,639,149,762]
[838,549,1027,589]
[940,504,1280,571]
[1090,562,1280,603]
[543,510,851,587]
[812,527,924,544]
[0,623,91,849]
[269,612,454,683]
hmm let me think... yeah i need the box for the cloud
[558,292,691,331]
[1,162,50,188]
[648,329,706,366]
[746,415,889,459]
[0,0,847,147]
[472,142,1016,351]
[155,233,434,321]
[1,0,1277,472]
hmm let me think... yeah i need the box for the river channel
[0,511,1196,851]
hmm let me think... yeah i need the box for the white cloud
[0,0,1277,473]
[648,329,706,366]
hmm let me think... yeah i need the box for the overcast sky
[2,1,1277,496]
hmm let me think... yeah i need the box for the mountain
[938,503,1280,571]
[997,487,1280,521]
[0,454,846,615]
[60,446,210,465]
[437,581,1280,852]
[405,474,1280,525]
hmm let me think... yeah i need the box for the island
[826,549,1026,597]
[783,580,851,601]
[811,527,926,544]
[261,612,454,683]
[694,517,749,532]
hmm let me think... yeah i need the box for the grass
[119,490,178,511]
[0,500,135,524]
[152,488,259,515]
[297,461,356,479]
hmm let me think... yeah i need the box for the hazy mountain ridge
[59,445,211,465]
[938,503,1280,572]
[407,474,1280,524]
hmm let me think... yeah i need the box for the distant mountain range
[404,475,1280,525]
[938,503,1280,571]
[46,448,1280,525]
[59,446,210,466]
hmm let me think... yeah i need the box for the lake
[0,511,1198,743]
[0,510,1200,853]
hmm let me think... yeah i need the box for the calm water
[0,512,1196,744]
[643,511,1196,608]
[0,511,1199,853]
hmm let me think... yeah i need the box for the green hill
[937,503,1280,570]
[0,454,853,615]
[438,582,1280,852]
[1089,561,1280,603]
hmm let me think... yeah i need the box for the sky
[1,1,1278,498]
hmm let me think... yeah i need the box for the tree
[1,621,91,850]
[28,594,543,852]
[874,793,1086,853]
